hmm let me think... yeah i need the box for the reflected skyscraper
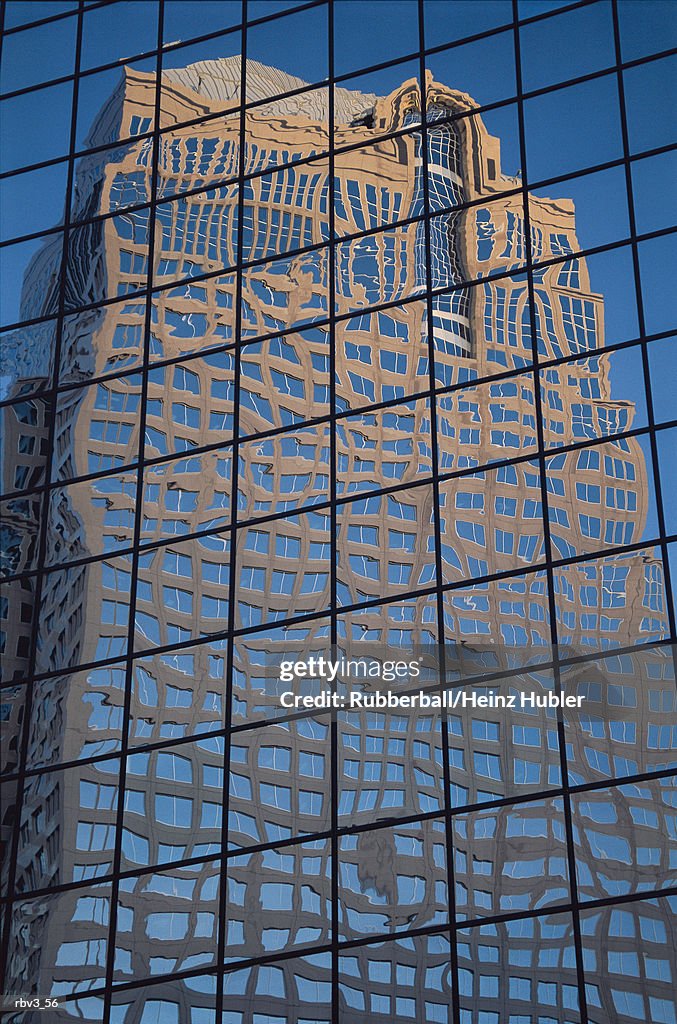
[1,36,675,1024]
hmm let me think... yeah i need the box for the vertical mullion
[101,2,165,1019]
[416,4,461,1022]
[216,2,248,1015]
[610,0,677,655]
[0,0,84,997]
[511,4,590,1022]
[328,2,340,1021]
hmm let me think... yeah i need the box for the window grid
[0,1,675,1023]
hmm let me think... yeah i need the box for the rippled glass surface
[1,1,675,1021]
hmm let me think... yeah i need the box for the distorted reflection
[1,33,674,1024]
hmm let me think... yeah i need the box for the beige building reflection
[1,58,674,1024]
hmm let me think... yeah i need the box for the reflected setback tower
[2,58,674,1024]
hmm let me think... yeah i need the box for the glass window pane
[3,2,77,31]
[619,0,677,62]
[426,30,517,111]
[523,74,623,183]
[623,55,677,156]
[424,0,511,46]
[334,0,418,78]
[247,4,328,94]
[0,79,74,172]
[0,14,77,95]
[519,1,615,93]
[81,1,159,70]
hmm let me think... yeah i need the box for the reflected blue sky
[3,2,77,30]
[0,0,674,431]
[0,12,77,92]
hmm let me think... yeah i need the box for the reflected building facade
[1,49,675,1024]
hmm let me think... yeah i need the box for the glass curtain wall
[0,1,676,1022]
